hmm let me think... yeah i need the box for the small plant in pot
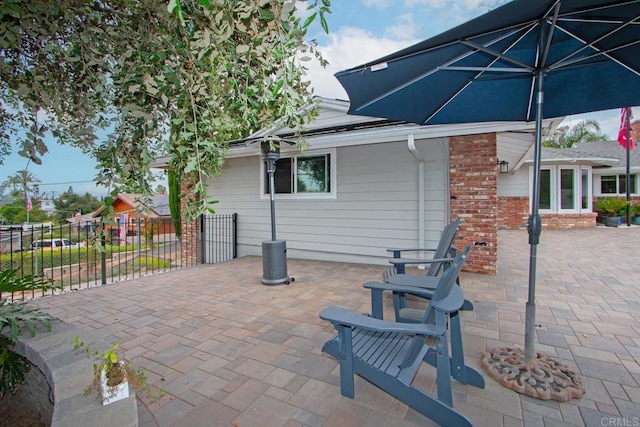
[631,203,640,225]
[73,338,146,405]
[594,198,629,227]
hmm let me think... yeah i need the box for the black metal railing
[201,213,237,264]
[1,214,237,301]
[0,219,184,301]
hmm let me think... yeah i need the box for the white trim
[227,120,547,159]
[531,165,593,213]
[593,172,639,197]
[259,148,337,200]
[558,166,579,213]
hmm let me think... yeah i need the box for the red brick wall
[449,133,497,275]
[498,196,529,229]
[180,175,200,266]
[498,196,597,229]
[541,213,597,228]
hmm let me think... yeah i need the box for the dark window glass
[560,169,575,210]
[601,175,616,194]
[539,169,551,209]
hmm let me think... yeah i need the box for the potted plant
[594,198,629,227]
[631,203,640,225]
[73,338,146,405]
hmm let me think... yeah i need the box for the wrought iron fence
[0,219,184,301]
[201,213,237,264]
[1,214,238,301]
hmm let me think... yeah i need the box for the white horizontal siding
[207,138,448,265]
[498,167,529,197]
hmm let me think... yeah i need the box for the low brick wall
[498,196,597,229]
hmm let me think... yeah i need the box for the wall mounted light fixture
[497,159,509,173]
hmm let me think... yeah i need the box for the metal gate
[201,213,237,263]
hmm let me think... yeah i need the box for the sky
[2,0,635,199]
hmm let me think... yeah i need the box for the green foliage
[0,337,30,398]
[53,190,102,223]
[137,257,171,269]
[544,119,609,148]
[1,250,88,275]
[73,338,147,397]
[0,269,57,398]
[143,223,157,244]
[167,169,182,238]
[1,0,331,220]
[0,196,48,224]
[594,198,629,216]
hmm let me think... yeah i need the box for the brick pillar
[180,174,200,266]
[449,133,498,275]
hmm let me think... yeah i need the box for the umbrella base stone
[481,347,585,401]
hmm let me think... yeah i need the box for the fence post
[101,232,107,285]
[232,213,238,259]
[200,215,206,264]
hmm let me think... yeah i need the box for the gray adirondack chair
[320,246,484,427]
[382,219,472,318]
[384,218,461,278]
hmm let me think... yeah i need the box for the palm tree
[3,170,41,196]
[544,119,609,148]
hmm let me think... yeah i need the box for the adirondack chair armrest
[386,247,437,258]
[364,281,436,300]
[431,285,465,314]
[388,256,455,267]
[320,306,445,336]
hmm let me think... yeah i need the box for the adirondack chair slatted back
[426,218,461,276]
[399,245,471,371]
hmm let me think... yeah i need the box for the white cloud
[361,0,392,8]
[385,13,420,40]
[304,27,417,100]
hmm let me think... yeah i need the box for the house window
[539,169,552,210]
[600,174,637,195]
[581,168,589,210]
[533,165,590,213]
[262,150,336,199]
[560,169,575,210]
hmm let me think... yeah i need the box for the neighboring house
[173,97,562,275]
[92,193,174,235]
[498,140,640,229]
[39,198,56,217]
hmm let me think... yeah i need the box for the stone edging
[8,321,138,427]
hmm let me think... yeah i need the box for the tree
[53,191,102,223]
[2,170,41,197]
[168,169,181,239]
[154,184,167,195]
[544,119,609,148]
[1,1,331,219]
[0,195,47,224]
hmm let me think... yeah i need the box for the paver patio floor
[30,228,640,426]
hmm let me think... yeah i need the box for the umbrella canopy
[337,0,640,125]
[334,0,640,385]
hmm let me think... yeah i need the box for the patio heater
[261,141,292,285]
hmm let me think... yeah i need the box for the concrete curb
[9,321,138,427]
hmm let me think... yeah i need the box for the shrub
[594,198,629,216]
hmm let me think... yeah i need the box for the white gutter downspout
[438,138,450,223]
[407,134,425,255]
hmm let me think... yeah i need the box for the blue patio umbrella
[335,0,640,400]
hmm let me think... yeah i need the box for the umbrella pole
[482,70,584,401]
[524,70,544,364]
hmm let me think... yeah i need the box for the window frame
[531,165,591,213]
[597,173,638,196]
[259,148,337,200]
